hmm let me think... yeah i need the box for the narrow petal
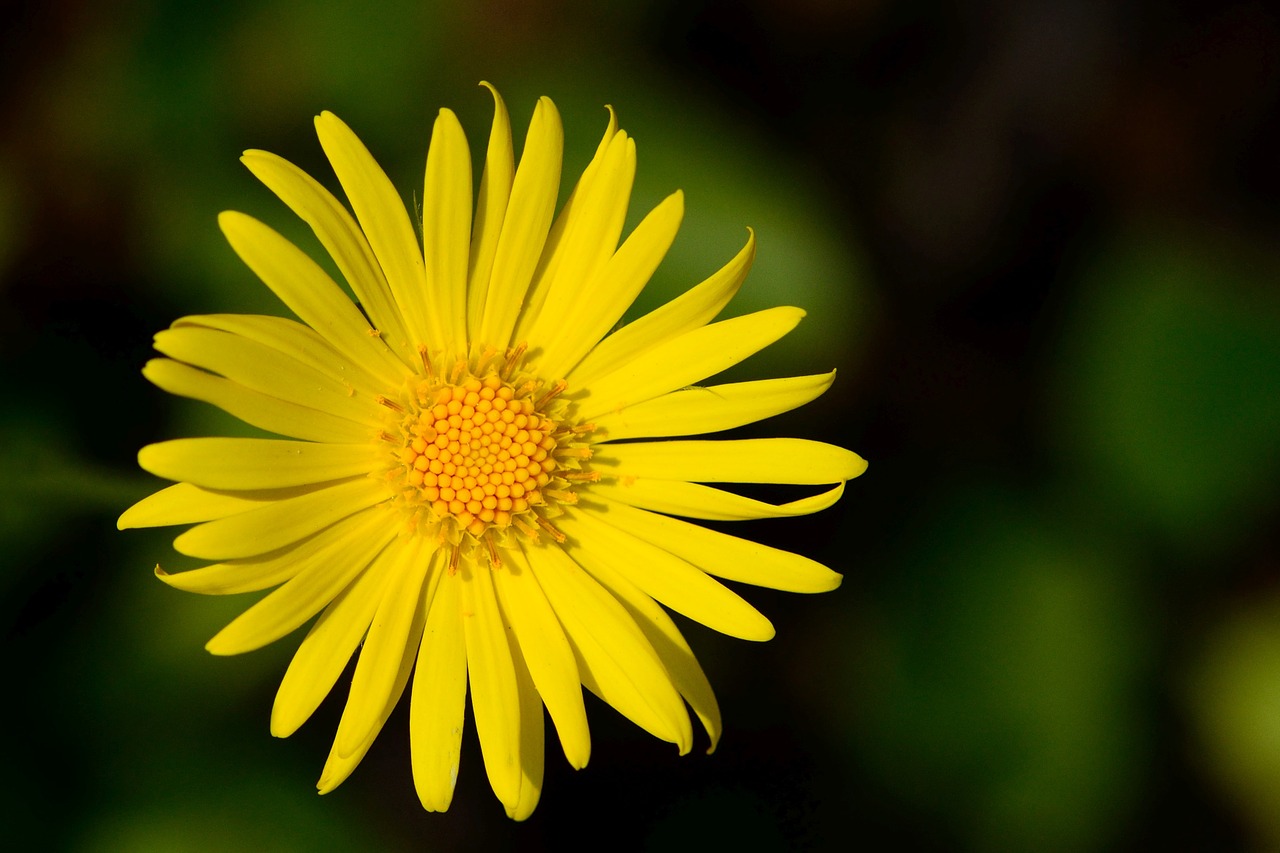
[567,534,722,752]
[476,97,563,348]
[240,149,416,364]
[271,547,396,736]
[156,511,381,596]
[535,191,684,381]
[153,325,381,430]
[139,439,382,491]
[560,509,774,641]
[507,643,546,821]
[410,567,468,812]
[495,546,590,769]
[590,477,845,521]
[334,536,434,757]
[217,210,405,383]
[523,541,692,753]
[204,508,396,655]
[468,82,515,342]
[315,111,432,347]
[575,306,805,422]
[173,477,389,560]
[119,483,264,529]
[593,438,866,486]
[173,313,394,398]
[462,559,522,811]
[593,371,836,441]
[591,498,843,593]
[318,550,439,795]
[570,229,755,384]
[142,358,373,445]
[421,108,472,355]
[518,129,636,348]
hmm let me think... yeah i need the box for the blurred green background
[4,0,1280,849]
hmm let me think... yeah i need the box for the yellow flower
[119,84,866,820]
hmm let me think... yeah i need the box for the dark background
[4,0,1280,849]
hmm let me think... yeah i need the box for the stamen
[483,533,502,569]
[375,396,404,412]
[449,359,467,385]
[513,516,540,540]
[561,470,601,482]
[543,488,578,504]
[502,343,528,379]
[556,447,594,459]
[448,545,461,576]
[535,515,567,543]
[418,344,434,380]
[536,380,568,408]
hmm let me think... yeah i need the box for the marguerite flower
[119,84,866,819]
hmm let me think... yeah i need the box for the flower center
[379,346,595,552]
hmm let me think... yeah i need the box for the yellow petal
[410,566,468,812]
[506,643,546,821]
[421,108,471,356]
[591,498,842,593]
[204,508,396,655]
[315,111,432,347]
[568,536,721,752]
[217,210,404,384]
[523,541,692,753]
[271,547,395,736]
[173,313,393,398]
[576,306,805,421]
[468,83,515,341]
[476,97,563,348]
[462,558,522,811]
[536,191,683,381]
[334,536,434,757]
[240,149,416,365]
[318,550,439,795]
[142,358,373,445]
[495,546,590,769]
[153,326,380,428]
[591,477,845,521]
[560,509,774,641]
[173,476,389,560]
[139,438,382,490]
[593,371,836,441]
[519,129,636,348]
[593,438,866,485]
[570,229,755,384]
[119,482,263,529]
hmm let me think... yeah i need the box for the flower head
[120,84,866,819]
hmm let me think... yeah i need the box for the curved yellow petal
[575,306,804,421]
[334,536,434,757]
[567,531,722,752]
[570,229,755,384]
[119,482,264,530]
[523,541,692,753]
[173,476,389,560]
[315,111,432,348]
[592,371,836,441]
[142,358,373,445]
[593,438,866,486]
[318,549,439,795]
[506,643,545,821]
[468,83,515,341]
[536,191,683,381]
[139,438,382,491]
[153,326,381,430]
[271,547,395,737]
[239,149,416,365]
[410,567,468,812]
[495,546,590,769]
[204,508,396,655]
[476,97,563,348]
[560,509,774,641]
[172,313,394,398]
[422,108,472,355]
[217,210,404,384]
[591,477,845,522]
[519,129,636,349]
[594,498,843,592]
[462,558,522,811]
